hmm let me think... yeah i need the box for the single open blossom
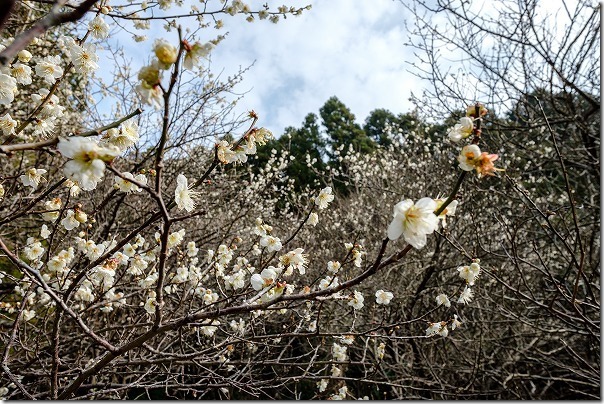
[89,15,110,39]
[375,289,394,305]
[458,144,481,171]
[315,186,334,210]
[260,235,282,252]
[348,290,364,310]
[102,120,139,150]
[327,260,341,274]
[0,73,17,105]
[435,293,451,308]
[183,41,214,70]
[114,172,146,193]
[23,237,44,261]
[174,174,199,212]
[69,43,99,74]
[20,167,47,189]
[279,248,307,275]
[12,63,32,85]
[458,261,481,285]
[250,266,278,291]
[217,140,235,164]
[57,137,120,191]
[387,197,439,249]
[35,55,63,83]
[425,322,441,337]
[458,285,474,304]
[136,82,163,109]
[61,209,80,230]
[447,116,474,142]
[451,314,462,330]
[0,113,17,135]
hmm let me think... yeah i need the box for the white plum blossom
[199,320,220,337]
[250,266,278,291]
[69,43,99,74]
[387,197,439,249]
[279,248,307,275]
[458,144,481,171]
[375,289,394,305]
[19,167,46,189]
[451,314,462,330]
[0,113,17,135]
[102,120,139,150]
[11,63,32,85]
[187,241,198,257]
[327,260,341,274]
[458,285,474,304]
[319,276,339,290]
[35,55,63,83]
[315,186,334,210]
[23,237,44,261]
[61,209,80,230]
[348,290,364,310]
[89,15,110,39]
[447,116,474,142]
[174,174,199,212]
[42,198,62,222]
[40,224,51,239]
[426,321,446,337]
[435,293,451,308]
[114,172,146,193]
[167,229,186,248]
[57,137,120,191]
[308,212,319,226]
[0,73,17,105]
[260,235,282,252]
[458,262,481,286]
[32,88,64,118]
[332,342,348,362]
[136,82,163,109]
[183,41,214,70]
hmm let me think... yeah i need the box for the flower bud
[138,64,160,86]
[17,50,32,63]
[153,39,178,67]
[466,103,488,117]
[74,209,88,224]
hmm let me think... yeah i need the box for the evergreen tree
[319,96,375,158]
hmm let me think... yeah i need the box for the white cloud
[210,0,421,134]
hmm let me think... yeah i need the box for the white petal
[387,217,404,240]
